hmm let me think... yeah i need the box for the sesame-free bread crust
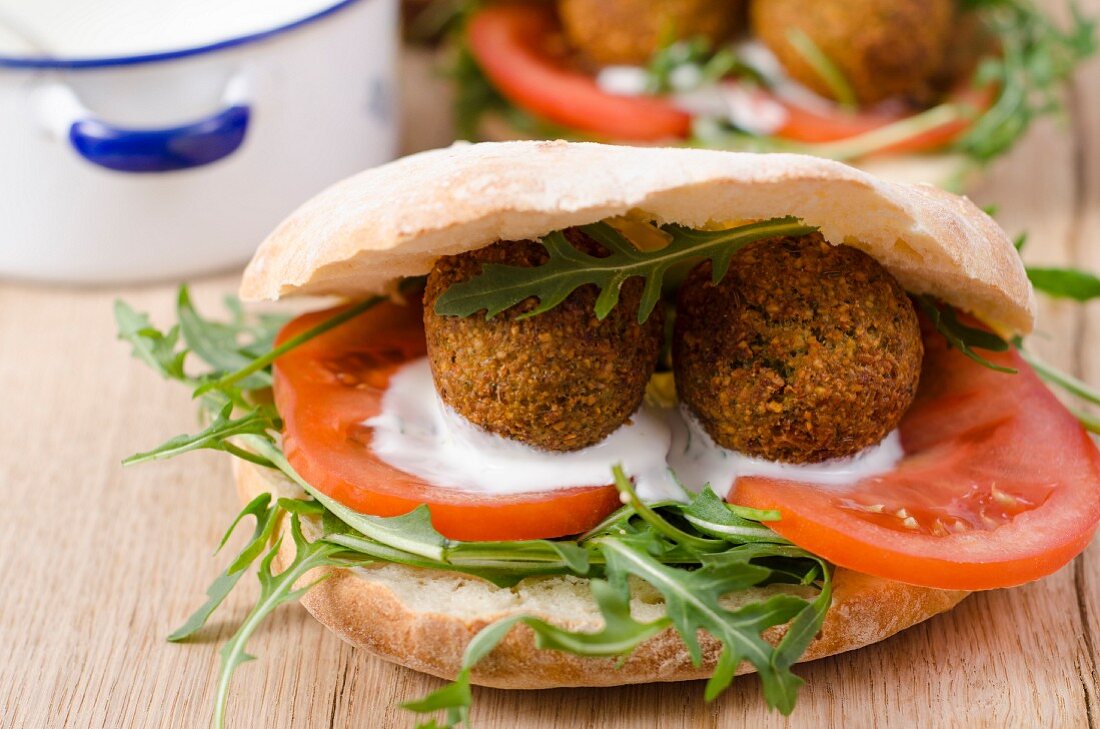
[240,140,1034,335]
[236,459,967,688]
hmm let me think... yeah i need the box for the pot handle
[33,75,250,173]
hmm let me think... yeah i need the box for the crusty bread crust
[240,140,1034,335]
[236,460,968,688]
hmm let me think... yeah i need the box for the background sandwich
[436,0,1095,188]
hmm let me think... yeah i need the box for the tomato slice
[732,320,1100,590]
[467,4,692,141]
[466,4,991,154]
[273,300,621,542]
[772,85,994,154]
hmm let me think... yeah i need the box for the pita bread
[241,140,1034,334]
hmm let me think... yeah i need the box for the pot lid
[0,0,358,68]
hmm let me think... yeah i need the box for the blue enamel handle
[69,104,250,173]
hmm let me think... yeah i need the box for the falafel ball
[424,230,665,452]
[558,0,742,67]
[750,0,954,105]
[673,234,922,463]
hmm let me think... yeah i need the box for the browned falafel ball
[558,0,742,67]
[750,0,954,105]
[423,230,665,452]
[673,234,922,463]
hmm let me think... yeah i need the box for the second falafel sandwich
[128,141,1100,725]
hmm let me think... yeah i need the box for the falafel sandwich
[120,141,1100,727]
[450,0,1094,186]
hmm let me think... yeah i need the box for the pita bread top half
[241,140,1035,335]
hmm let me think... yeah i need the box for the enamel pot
[0,0,398,283]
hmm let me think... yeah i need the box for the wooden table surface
[5,12,1100,729]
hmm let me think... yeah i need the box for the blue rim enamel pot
[0,0,398,283]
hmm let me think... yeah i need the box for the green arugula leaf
[1017,346,1100,406]
[447,539,591,573]
[404,576,672,729]
[123,402,277,467]
[916,296,1017,374]
[114,300,188,381]
[1027,266,1100,301]
[612,466,725,552]
[768,562,832,709]
[678,487,787,543]
[644,37,749,94]
[177,286,272,389]
[196,295,386,397]
[241,435,451,561]
[785,27,857,109]
[213,514,345,729]
[168,493,280,642]
[957,0,1096,162]
[1074,409,1100,435]
[434,218,817,324]
[598,538,815,712]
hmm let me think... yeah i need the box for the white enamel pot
[0,0,398,283]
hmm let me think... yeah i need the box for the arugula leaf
[196,295,386,397]
[242,434,452,561]
[168,493,280,642]
[644,37,748,94]
[114,300,188,381]
[213,514,345,729]
[123,402,277,467]
[612,466,725,552]
[434,218,817,324]
[1027,266,1100,301]
[678,487,786,543]
[957,0,1096,162]
[598,538,815,711]
[177,286,273,389]
[916,296,1017,374]
[404,576,673,729]
[1016,344,1100,415]
[784,27,857,109]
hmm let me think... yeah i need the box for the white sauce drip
[366,358,906,503]
[666,405,905,498]
[366,359,684,502]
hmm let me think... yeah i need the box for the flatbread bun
[241,140,1035,335]
[236,459,967,688]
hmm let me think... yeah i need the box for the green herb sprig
[433,217,817,324]
[117,290,831,728]
[784,27,857,109]
[644,37,750,95]
[958,0,1096,162]
[915,296,1017,374]
[1027,266,1100,301]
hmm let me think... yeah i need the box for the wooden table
[4,18,1100,729]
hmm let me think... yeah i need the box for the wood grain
[4,6,1100,726]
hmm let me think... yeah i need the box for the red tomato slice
[732,320,1100,590]
[772,85,994,154]
[466,4,692,141]
[273,300,621,542]
[466,4,991,154]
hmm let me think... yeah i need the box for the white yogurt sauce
[666,405,905,499]
[366,359,685,502]
[592,40,859,138]
[367,358,905,503]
